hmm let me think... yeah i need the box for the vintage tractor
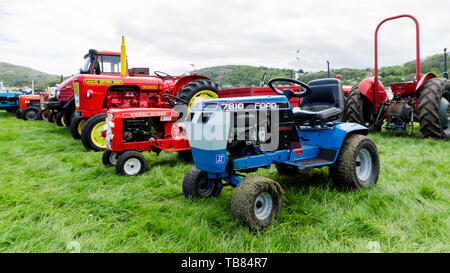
[182,77,380,229]
[102,107,190,175]
[0,83,22,114]
[17,92,48,121]
[66,37,219,151]
[345,15,450,139]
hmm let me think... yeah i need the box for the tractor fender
[415,72,437,92]
[173,75,211,93]
[357,77,388,108]
[62,97,74,110]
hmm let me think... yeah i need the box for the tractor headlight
[86,90,93,98]
[56,90,60,99]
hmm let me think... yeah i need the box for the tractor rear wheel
[115,151,146,176]
[345,86,383,132]
[176,80,219,111]
[231,176,283,230]
[329,134,379,189]
[55,111,66,126]
[81,113,107,151]
[102,150,119,166]
[22,106,40,121]
[15,108,22,119]
[182,167,222,198]
[48,111,55,123]
[70,117,86,140]
[418,78,450,139]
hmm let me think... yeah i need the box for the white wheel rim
[356,148,372,182]
[123,158,141,175]
[109,152,118,165]
[254,192,273,220]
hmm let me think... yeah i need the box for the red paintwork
[342,85,352,94]
[415,72,437,92]
[74,73,210,119]
[107,107,189,153]
[358,77,388,106]
[19,94,47,111]
[218,84,302,107]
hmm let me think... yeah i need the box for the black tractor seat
[293,78,345,123]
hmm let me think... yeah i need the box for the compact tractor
[345,15,450,139]
[183,77,380,229]
[61,37,219,151]
[101,107,190,175]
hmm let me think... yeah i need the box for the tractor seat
[293,78,345,122]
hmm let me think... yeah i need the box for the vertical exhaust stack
[444,48,448,79]
[121,36,127,77]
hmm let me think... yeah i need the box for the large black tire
[329,134,379,189]
[115,151,146,176]
[55,111,66,126]
[22,106,40,121]
[70,117,86,140]
[176,80,219,111]
[48,111,55,123]
[102,150,119,166]
[15,108,22,119]
[345,86,382,132]
[81,113,107,151]
[182,167,222,198]
[418,78,450,139]
[231,176,283,230]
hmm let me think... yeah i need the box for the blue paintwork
[188,95,369,188]
[0,90,22,109]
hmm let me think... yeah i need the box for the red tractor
[102,107,190,175]
[345,14,450,139]
[60,37,219,151]
[17,93,48,121]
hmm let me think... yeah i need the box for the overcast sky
[0,0,448,76]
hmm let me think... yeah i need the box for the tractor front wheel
[418,78,450,139]
[81,114,107,151]
[115,151,146,176]
[182,167,222,198]
[48,111,55,123]
[55,111,66,126]
[39,109,49,121]
[102,150,119,166]
[22,106,40,121]
[345,86,382,132]
[70,117,86,140]
[231,176,283,230]
[329,134,379,189]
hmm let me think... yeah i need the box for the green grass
[0,111,448,253]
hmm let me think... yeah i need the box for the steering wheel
[268,78,312,98]
[154,71,173,80]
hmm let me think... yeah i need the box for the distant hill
[0,62,61,89]
[194,53,448,88]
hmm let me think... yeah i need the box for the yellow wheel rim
[78,119,86,135]
[188,90,218,111]
[91,121,107,148]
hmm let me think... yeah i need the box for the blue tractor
[183,78,380,229]
[0,87,22,113]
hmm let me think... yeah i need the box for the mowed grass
[0,111,448,253]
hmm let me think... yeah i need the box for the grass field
[0,111,448,253]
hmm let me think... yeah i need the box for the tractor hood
[186,95,292,173]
